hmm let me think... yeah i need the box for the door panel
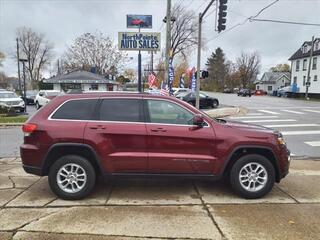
[84,122,147,173]
[145,99,216,174]
[84,98,147,173]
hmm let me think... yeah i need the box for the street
[205,92,320,158]
[0,157,320,240]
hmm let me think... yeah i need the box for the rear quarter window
[51,99,98,120]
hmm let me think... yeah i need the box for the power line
[249,18,320,26]
[206,0,280,42]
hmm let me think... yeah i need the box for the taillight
[22,123,37,136]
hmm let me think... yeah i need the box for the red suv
[20,92,290,200]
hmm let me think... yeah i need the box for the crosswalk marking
[246,113,264,116]
[263,124,320,128]
[230,116,278,119]
[304,109,320,114]
[305,141,320,146]
[242,119,296,123]
[258,110,280,115]
[282,131,320,136]
[281,109,305,115]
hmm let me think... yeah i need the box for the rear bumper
[23,164,43,176]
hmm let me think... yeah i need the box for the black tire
[35,101,40,109]
[212,99,219,108]
[48,155,96,200]
[188,101,195,107]
[229,154,275,199]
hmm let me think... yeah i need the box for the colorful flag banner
[190,67,197,92]
[148,72,157,88]
[179,75,185,88]
[160,81,169,96]
[168,57,174,95]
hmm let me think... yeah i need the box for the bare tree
[270,63,290,72]
[236,52,261,88]
[0,51,5,67]
[171,3,198,59]
[63,32,126,75]
[16,27,53,87]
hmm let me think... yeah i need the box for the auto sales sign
[118,32,161,51]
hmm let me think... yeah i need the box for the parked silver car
[0,91,25,112]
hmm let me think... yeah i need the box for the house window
[314,75,318,82]
[256,86,260,90]
[303,76,306,86]
[90,84,98,90]
[303,59,307,71]
[303,45,308,53]
[293,76,297,84]
[312,57,317,70]
[296,60,300,71]
[315,42,319,51]
[268,86,272,91]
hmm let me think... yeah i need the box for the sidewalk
[0,157,320,240]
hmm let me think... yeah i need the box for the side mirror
[39,93,43,97]
[193,114,204,127]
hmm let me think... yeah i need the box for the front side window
[147,100,194,125]
[99,98,143,122]
[51,99,98,120]
[312,57,317,70]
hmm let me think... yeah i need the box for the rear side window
[51,99,98,120]
[99,99,143,122]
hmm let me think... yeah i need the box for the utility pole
[305,35,314,100]
[164,0,171,86]
[138,27,142,92]
[16,38,22,92]
[196,0,215,109]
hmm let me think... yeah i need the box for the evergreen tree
[205,48,228,91]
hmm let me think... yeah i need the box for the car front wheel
[48,155,96,200]
[230,154,275,199]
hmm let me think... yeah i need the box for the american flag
[148,72,157,88]
[160,81,169,96]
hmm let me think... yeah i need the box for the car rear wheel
[48,155,96,200]
[212,99,219,108]
[229,154,275,199]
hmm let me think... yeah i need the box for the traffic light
[217,0,227,32]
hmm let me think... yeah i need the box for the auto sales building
[43,70,119,92]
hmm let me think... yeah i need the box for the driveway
[0,157,320,239]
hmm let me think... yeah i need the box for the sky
[0,0,319,79]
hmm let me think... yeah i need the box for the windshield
[0,92,19,98]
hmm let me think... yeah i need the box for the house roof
[43,70,119,84]
[289,38,320,60]
[258,72,291,83]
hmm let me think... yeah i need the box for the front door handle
[151,128,167,132]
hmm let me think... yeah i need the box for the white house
[289,37,320,96]
[43,70,119,92]
[255,72,291,95]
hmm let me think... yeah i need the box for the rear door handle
[89,125,106,130]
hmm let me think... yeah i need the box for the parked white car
[0,91,25,113]
[35,90,62,109]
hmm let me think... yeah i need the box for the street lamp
[19,52,28,113]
